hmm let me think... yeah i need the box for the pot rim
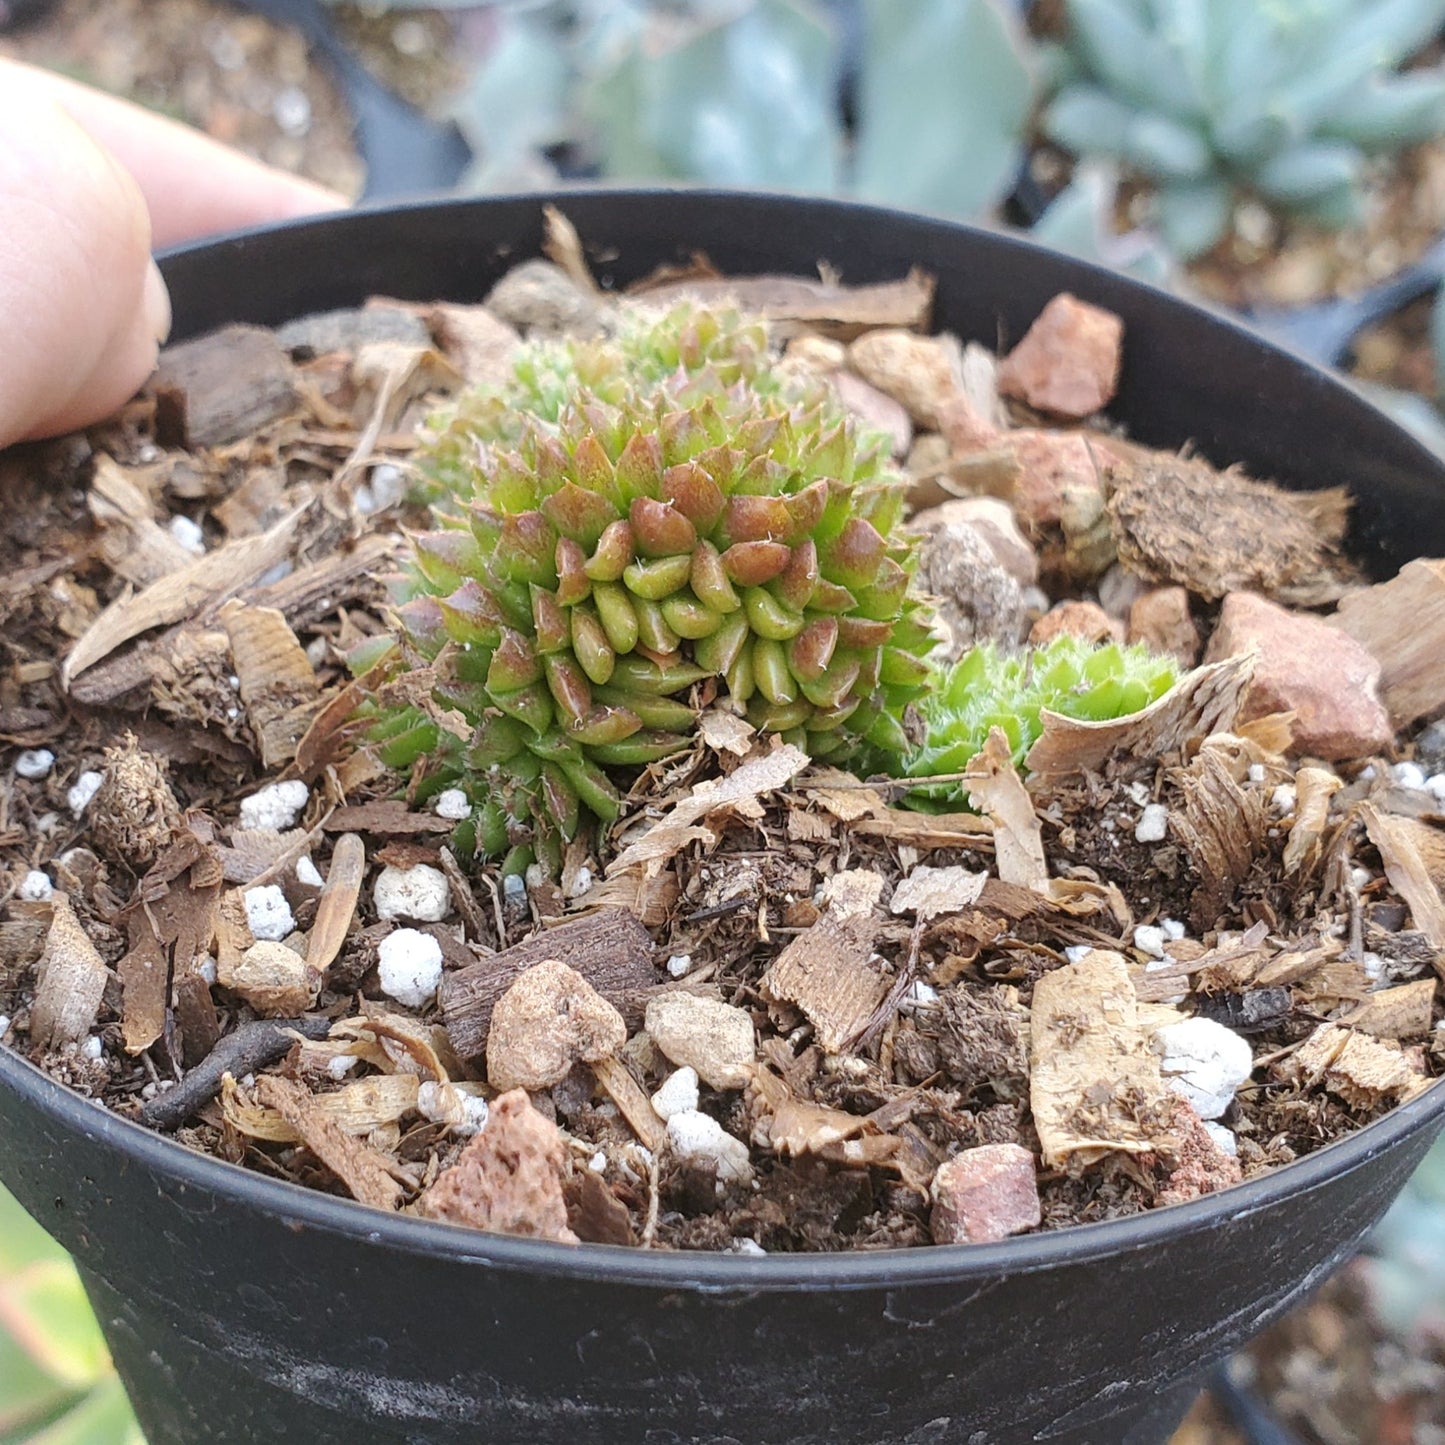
[2,1041,1442,1288]
[6,186,1445,1292]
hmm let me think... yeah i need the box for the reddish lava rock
[930,1143,1042,1245]
[1204,591,1393,761]
[1029,598,1118,647]
[997,293,1123,419]
[416,1089,578,1243]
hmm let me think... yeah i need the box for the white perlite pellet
[67,770,103,817]
[1203,1121,1238,1157]
[1392,760,1428,791]
[1427,774,1445,806]
[18,870,53,902]
[243,885,296,943]
[326,1053,360,1080]
[373,863,451,922]
[168,515,206,554]
[1161,918,1186,941]
[417,1080,490,1136]
[666,953,692,978]
[1271,783,1297,815]
[1247,763,1266,784]
[376,928,444,1009]
[239,780,310,832]
[295,856,324,888]
[80,1035,105,1061]
[1064,945,1092,965]
[666,1110,753,1183]
[1133,924,1168,959]
[1152,1017,1255,1119]
[651,1066,700,1121]
[433,788,471,821]
[14,749,54,780]
[0,1016,11,1038]
[1134,804,1170,844]
[565,866,594,900]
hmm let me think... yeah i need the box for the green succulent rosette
[355,305,935,874]
[885,635,1179,811]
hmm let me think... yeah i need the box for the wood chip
[307,833,365,977]
[1282,1024,1430,1107]
[219,600,321,767]
[818,868,885,921]
[591,1054,666,1153]
[439,908,655,1062]
[889,865,988,920]
[62,504,309,684]
[698,708,755,757]
[1029,949,1181,1169]
[1106,453,1352,605]
[1361,805,1445,964]
[1331,558,1445,726]
[30,895,109,1052]
[963,729,1047,890]
[759,915,888,1054]
[245,1073,406,1211]
[322,800,452,835]
[1339,979,1437,1040]
[627,266,935,339]
[1171,738,1271,932]
[89,456,195,585]
[1025,656,1252,783]
[1282,766,1342,876]
[152,324,298,449]
[116,829,223,1055]
[748,1066,872,1157]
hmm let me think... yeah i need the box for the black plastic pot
[2,191,1444,1445]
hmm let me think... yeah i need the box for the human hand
[0,59,346,449]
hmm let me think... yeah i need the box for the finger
[0,58,349,248]
[0,84,170,447]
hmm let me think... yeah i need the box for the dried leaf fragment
[63,504,308,684]
[219,600,321,767]
[307,833,365,977]
[248,1073,406,1211]
[1361,805,1445,963]
[963,729,1046,891]
[1029,949,1181,1169]
[1282,767,1341,876]
[30,895,109,1051]
[1025,656,1252,783]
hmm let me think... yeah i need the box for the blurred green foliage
[453,0,1036,217]
[0,1187,142,1445]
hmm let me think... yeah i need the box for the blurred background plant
[0,1185,141,1445]
[1039,0,1445,259]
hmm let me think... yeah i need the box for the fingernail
[142,257,172,346]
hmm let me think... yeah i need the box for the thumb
[0,77,171,449]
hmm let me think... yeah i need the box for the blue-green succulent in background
[1042,0,1445,259]
[453,0,1037,220]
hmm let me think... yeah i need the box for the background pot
[2,190,1444,1445]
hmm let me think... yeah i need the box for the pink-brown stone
[930,1143,1042,1245]
[831,370,913,458]
[1204,591,1393,761]
[416,1089,578,1243]
[1128,586,1201,667]
[914,496,1038,587]
[1000,429,1128,533]
[997,293,1123,419]
[847,329,961,429]
[1029,599,1119,647]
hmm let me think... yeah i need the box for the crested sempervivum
[353,305,935,874]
